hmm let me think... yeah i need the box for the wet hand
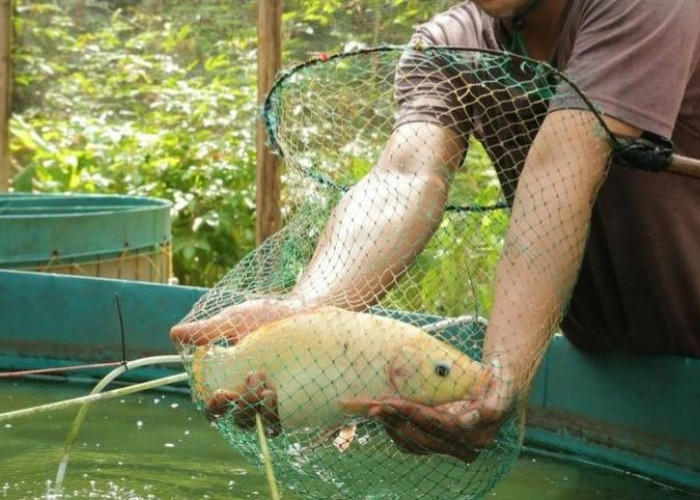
[357,359,516,462]
[170,298,304,347]
[204,370,281,436]
[368,397,506,462]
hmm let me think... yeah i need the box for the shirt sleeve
[552,0,700,139]
[393,2,488,141]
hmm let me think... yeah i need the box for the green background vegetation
[9,0,504,311]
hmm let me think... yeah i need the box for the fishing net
[172,46,613,499]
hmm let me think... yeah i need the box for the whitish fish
[191,307,490,431]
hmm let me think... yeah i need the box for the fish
[190,306,490,432]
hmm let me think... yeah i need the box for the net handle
[611,132,700,179]
[670,154,700,179]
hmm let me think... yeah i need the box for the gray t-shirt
[398,0,700,356]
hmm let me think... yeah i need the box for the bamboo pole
[256,0,282,244]
[0,0,11,192]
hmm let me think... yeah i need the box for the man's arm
[484,110,641,393]
[368,110,642,462]
[170,121,466,344]
[292,121,466,310]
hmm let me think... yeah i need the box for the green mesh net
[172,46,611,499]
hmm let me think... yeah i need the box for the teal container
[0,193,172,283]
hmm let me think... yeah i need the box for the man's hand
[170,297,305,346]
[368,399,504,462]
[348,357,516,462]
[205,370,282,435]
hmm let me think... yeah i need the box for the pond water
[1,378,697,500]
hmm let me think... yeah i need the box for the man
[172,0,700,461]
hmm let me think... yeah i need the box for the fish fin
[337,397,382,415]
[333,424,357,452]
[303,422,351,453]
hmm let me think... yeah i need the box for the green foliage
[10,0,502,294]
[283,0,455,60]
[11,1,259,285]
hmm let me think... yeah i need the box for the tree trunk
[0,0,11,192]
[256,0,283,244]
[73,0,86,28]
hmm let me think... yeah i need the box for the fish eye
[434,362,451,378]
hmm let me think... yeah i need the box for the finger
[476,403,506,424]
[171,305,270,347]
[386,429,429,455]
[378,400,459,436]
[392,422,479,462]
[383,419,431,455]
[465,418,505,449]
[234,389,265,429]
[376,401,494,461]
[453,402,507,431]
[170,314,241,346]
[233,395,258,429]
[383,416,479,461]
[369,400,490,462]
[170,321,217,346]
[205,389,239,422]
[455,409,482,429]
[239,372,265,405]
[258,389,281,435]
[233,372,280,432]
[378,410,447,455]
[366,404,382,418]
[393,398,489,431]
[333,425,357,452]
[234,393,279,432]
[338,397,384,414]
[435,399,480,416]
[244,371,263,391]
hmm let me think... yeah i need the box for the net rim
[261,45,615,213]
[263,44,614,157]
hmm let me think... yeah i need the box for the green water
[0,378,697,500]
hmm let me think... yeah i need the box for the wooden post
[256,0,282,244]
[73,0,86,28]
[0,0,11,192]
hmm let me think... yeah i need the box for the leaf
[12,165,36,192]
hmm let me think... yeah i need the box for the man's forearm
[484,110,611,388]
[291,122,466,310]
[291,169,447,309]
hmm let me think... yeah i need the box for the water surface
[1,378,696,500]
